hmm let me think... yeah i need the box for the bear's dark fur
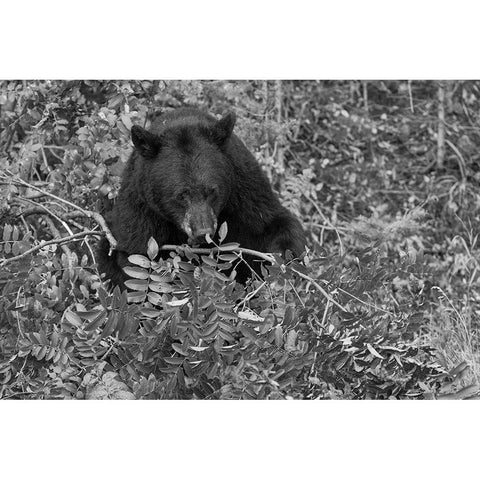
[97,108,306,288]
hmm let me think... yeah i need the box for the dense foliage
[0,80,479,399]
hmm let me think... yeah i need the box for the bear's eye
[206,186,218,199]
[176,189,189,202]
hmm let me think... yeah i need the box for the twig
[407,80,414,113]
[303,194,345,256]
[334,286,392,315]
[289,267,347,312]
[15,199,74,236]
[40,146,52,174]
[236,281,267,308]
[362,81,369,114]
[0,230,103,267]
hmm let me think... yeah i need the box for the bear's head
[130,112,236,244]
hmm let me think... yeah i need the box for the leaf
[237,310,263,322]
[163,357,185,366]
[64,310,83,328]
[76,309,106,321]
[148,282,174,294]
[189,346,209,352]
[449,361,469,378]
[127,291,147,303]
[127,255,151,268]
[217,310,237,320]
[140,307,161,318]
[84,310,107,332]
[3,224,12,242]
[121,114,133,130]
[100,311,119,339]
[124,279,149,291]
[218,221,228,243]
[202,256,218,267]
[366,343,384,359]
[147,237,159,260]
[217,243,241,252]
[274,325,283,347]
[147,292,163,305]
[285,330,298,352]
[172,343,188,356]
[166,298,190,307]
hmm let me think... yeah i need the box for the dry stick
[437,81,446,169]
[0,230,103,267]
[1,170,117,249]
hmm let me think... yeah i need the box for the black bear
[97,108,306,288]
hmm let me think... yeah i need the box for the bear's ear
[212,111,236,144]
[131,125,161,158]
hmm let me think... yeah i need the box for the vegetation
[1,80,479,399]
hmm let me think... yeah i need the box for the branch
[160,244,276,264]
[1,170,117,249]
[0,230,103,268]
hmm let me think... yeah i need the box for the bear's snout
[181,204,217,243]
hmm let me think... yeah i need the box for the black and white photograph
[1,79,479,400]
